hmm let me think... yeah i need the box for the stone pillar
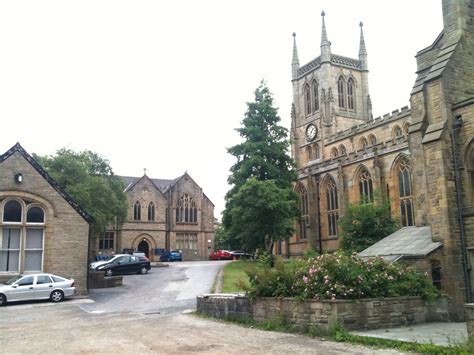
[465,304,474,338]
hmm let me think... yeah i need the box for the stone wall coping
[465,303,474,309]
[200,293,247,299]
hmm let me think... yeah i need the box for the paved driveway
[80,260,226,315]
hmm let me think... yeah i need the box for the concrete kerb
[150,262,170,268]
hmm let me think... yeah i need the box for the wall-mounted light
[14,173,23,184]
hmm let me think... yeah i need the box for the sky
[0,1,443,220]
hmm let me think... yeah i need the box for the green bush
[246,252,439,301]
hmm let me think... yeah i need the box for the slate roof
[358,226,443,260]
[121,175,180,193]
[0,143,93,223]
[297,54,361,78]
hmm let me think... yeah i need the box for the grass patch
[221,260,257,293]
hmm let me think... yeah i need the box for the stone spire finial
[321,11,329,45]
[291,32,300,79]
[359,22,367,56]
[320,11,331,63]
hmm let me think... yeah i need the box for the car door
[8,275,36,301]
[34,275,54,299]
[114,255,131,274]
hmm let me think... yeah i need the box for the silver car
[0,273,75,306]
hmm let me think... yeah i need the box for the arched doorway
[138,240,150,257]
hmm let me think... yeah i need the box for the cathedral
[94,172,215,262]
[283,0,474,320]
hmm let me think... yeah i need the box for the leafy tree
[223,81,298,252]
[34,149,128,237]
[338,198,398,253]
[226,179,298,252]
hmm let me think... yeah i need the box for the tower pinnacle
[292,32,300,79]
[320,11,331,63]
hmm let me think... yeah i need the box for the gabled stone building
[285,0,474,319]
[97,172,215,261]
[0,143,92,294]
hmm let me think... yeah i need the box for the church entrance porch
[137,240,150,258]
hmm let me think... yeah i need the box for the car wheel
[0,294,6,306]
[105,269,113,277]
[50,290,64,303]
[139,266,148,274]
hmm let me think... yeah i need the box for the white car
[0,273,75,306]
[89,254,128,270]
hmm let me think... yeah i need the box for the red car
[209,250,233,260]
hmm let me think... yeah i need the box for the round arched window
[3,200,22,222]
[27,207,45,223]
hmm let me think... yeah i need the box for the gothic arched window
[304,84,311,115]
[338,77,345,108]
[360,137,369,152]
[306,145,313,162]
[347,78,355,110]
[393,125,403,140]
[331,147,338,159]
[398,158,415,227]
[326,178,339,236]
[358,168,373,203]
[148,202,155,221]
[312,80,319,112]
[369,134,377,146]
[176,194,197,223]
[133,201,141,221]
[465,142,474,205]
[297,186,309,240]
[339,145,347,157]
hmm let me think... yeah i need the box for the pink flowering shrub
[246,252,438,301]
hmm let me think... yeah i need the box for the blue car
[159,250,182,262]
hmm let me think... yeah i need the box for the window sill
[176,222,199,225]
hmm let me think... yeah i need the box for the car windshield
[5,275,23,285]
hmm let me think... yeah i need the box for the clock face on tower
[305,124,317,141]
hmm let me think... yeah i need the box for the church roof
[297,54,361,78]
[358,226,443,261]
[121,175,180,193]
[0,143,93,223]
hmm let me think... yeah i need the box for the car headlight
[97,266,104,270]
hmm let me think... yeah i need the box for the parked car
[159,250,182,262]
[230,250,253,260]
[90,254,151,276]
[0,273,75,306]
[209,250,233,260]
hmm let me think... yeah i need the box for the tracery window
[1,200,45,273]
[358,168,373,203]
[398,159,415,227]
[148,202,155,221]
[297,186,309,240]
[347,78,355,110]
[304,84,311,115]
[133,201,141,221]
[312,80,319,112]
[326,178,339,236]
[338,77,345,108]
[176,194,197,223]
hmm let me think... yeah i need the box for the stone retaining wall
[197,294,449,332]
